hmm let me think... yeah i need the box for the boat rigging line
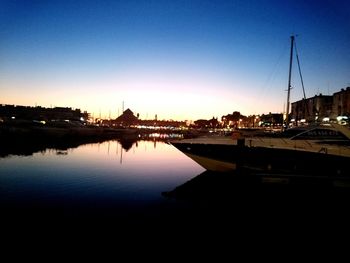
[294,38,307,101]
[285,35,308,127]
[294,36,309,118]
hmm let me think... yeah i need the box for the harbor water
[0,139,205,215]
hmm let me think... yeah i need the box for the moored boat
[171,127,350,177]
[172,36,350,178]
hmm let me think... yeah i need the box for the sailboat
[171,36,350,178]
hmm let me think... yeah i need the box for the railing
[245,137,350,157]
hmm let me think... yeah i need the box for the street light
[254,116,259,127]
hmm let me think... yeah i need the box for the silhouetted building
[101,108,186,128]
[245,115,260,128]
[260,113,283,127]
[138,119,186,128]
[332,87,350,118]
[221,111,246,128]
[291,94,333,123]
[289,86,350,124]
[193,119,209,128]
[114,108,138,127]
[0,104,89,123]
[193,117,219,128]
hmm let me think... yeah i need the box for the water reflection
[0,139,205,211]
[0,132,184,158]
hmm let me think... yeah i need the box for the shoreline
[0,123,197,157]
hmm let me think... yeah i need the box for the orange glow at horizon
[1,75,285,121]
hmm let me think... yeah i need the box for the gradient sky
[1,0,349,121]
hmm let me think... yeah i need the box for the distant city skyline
[1,0,349,121]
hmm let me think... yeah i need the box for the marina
[171,35,350,183]
[1,0,350,250]
[2,135,350,232]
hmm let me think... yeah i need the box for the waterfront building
[113,108,138,127]
[0,104,89,123]
[291,94,333,123]
[332,87,350,118]
[291,87,350,125]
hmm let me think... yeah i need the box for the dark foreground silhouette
[2,168,350,243]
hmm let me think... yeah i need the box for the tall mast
[285,35,294,127]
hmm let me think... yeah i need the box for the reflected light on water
[0,140,205,205]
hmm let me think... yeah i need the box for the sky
[1,0,349,121]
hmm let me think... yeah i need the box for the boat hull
[171,141,350,176]
[184,152,237,172]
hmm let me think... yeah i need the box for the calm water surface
[0,140,204,210]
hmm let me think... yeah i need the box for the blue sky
[1,0,349,120]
